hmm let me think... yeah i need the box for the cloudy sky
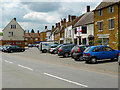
[0,0,102,33]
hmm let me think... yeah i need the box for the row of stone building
[49,1,120,50]
[1,1,120,50]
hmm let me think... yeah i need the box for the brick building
[94,1,120,50]
[24,30,40,46]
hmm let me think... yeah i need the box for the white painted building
[74,11,94,45]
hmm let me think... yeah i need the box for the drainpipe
[118,2,120,50]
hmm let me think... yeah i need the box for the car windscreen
[84,47,91,52]
[50,45,58,48]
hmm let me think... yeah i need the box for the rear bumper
[83,56,91,61]
[58,52,64,56]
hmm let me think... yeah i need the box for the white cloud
[0,28,3,32]
[23,12,60,23]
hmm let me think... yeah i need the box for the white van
[39,42,56,53]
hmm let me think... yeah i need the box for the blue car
[83,45,120,64]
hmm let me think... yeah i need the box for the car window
[84,47,91,52]
[92,47,101,52]
[16,46,20,48]
[11,46,16,49]
[102,47,112,51]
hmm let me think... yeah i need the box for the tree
[31,29,35,33]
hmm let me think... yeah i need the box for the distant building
[24,30,40,46]
[40,26,47,42]
[2,18,25,47]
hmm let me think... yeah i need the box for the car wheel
[79,56,83,60]
[43,49,47,53]
[10,50,13,53]
[90,57,97,64]
[64,53,69,57]
[21,49,24,52]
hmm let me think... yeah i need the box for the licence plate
[84,54,86,56]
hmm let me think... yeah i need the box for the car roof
[91,45,108,48]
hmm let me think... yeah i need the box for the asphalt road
[2,47,119,88]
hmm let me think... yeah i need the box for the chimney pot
[87,6,90,12]
[37,30,39,33]
[14,18,16,21]
[68,15,71,22]
[45,26,47,29]
[52,25,54,29]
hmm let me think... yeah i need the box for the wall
[94,4,118,50]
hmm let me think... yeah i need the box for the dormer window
[11,25,16,29]
[109,6,114,13]
[98,9,103,16]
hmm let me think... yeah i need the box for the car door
[15,46,20,52]
[102,46,116,59]
[92,47,103,60]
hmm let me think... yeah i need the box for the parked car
[70,46,76,58]
[2,45,11,52]
[72,45,88,61]
[58,44,75,57]
[2,45,25,53]
[49,44,59,54]
[39,42,58,53]
[54,43,71,54]
[28,44,33,47]
[118,53,120,65]
[83,45,120,64]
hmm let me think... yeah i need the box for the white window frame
[98,21,103,31]
[35,38,38,40]
[11,25,16,29]
[8,32,13,37]
[98,9,103,16]
[108,6,114,13]
[108,18,114,30]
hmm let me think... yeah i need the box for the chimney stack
[63,18,66,23]
[45,26,47,29]
[37,30,39,34]
[68,15,71,22]
[87,6,90,12]
[52,25,54,30]
[56,23,58,27]
[14,17,16,21]
[58,22,60,27]
[71,16,76,21]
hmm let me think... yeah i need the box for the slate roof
[95,0,120,11]
[68,14,84,27]
[74,11,94,27]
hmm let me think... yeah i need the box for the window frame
[98,21,103,31]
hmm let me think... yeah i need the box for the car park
[2,45,25,53]
[49,44,59,54]
[72,45,88,61]
[58,44,75,57]
[83,45,119,64]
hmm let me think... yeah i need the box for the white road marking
[4,60,13,64]
[18,64,33,71]
[44,73,88,87]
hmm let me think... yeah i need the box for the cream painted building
[2,18,25,47]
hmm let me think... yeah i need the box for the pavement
[1,47,119,88]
